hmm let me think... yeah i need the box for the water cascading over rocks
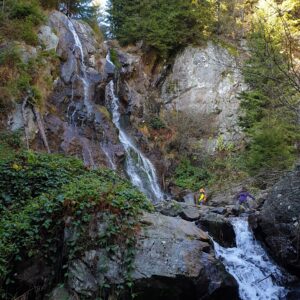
[62,17,119,169]
[214,218,287,300]
[67,19,94,119]
[104,55,164,202]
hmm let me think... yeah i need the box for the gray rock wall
[161,42,247,153]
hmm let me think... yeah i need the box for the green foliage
[0,131,23,162]
[0,150,152,298]
[0,42,60,116]
[108,0,214,57]
[239,21,299,173]
[110,48,121,69]
[0,0,44,45]
[173,159,210,191]
[238,90,269,130]
[245,118,298,172]
[149,116,166,130]
[40,0,100,20]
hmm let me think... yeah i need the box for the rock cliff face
[161,43,247,153]
[6,13,248,180]
[8,11,124,169]
[251,165,300,276]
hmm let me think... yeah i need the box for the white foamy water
[214,218,287,300]
[105,77,164,202]
[67,19,93,116]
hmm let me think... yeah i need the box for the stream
[214,218,288,300]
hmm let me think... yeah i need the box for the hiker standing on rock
[236,187,255,211]
[197,188,207,206]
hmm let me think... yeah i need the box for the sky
[93,0,108,8]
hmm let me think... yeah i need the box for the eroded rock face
[66,212,238,299]
[161,42,247,153]
[253,165,300,276]
[197,211,236,248]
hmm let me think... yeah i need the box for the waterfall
[67,18,116,169]
[67,19,93,117]
[213,218,287,300]
[105,69,164,202]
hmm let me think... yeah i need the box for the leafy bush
[173,159,210,191]
[10,0,43,22]
[245,118,298,172]
[149,116,166,130]
[239,21,299,174]
[110,48,121,69]
[0,0,44,45]
[0,150,152,298]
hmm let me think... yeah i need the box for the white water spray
[105,76,164,202]
[214,218,287,300]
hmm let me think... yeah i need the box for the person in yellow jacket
[198,188,207,206]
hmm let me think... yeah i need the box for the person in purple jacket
[236,187,255,210]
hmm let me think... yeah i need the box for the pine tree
[39,0,99,20]
[108,0,214,57]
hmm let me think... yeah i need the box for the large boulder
[38,25,59,51]
[66,212,238,299]
[253,165,300,276]
[197,210,236,248]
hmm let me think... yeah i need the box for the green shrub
[238,90,269,130]
[0,151,152,298]
[10,0,44,23]
[0,0,44,45]
[110,48,121,69]
[239,22,299,174]
[109,0,214,57]
[173,159,210,191]
[245,118,298,173]
[149,116,166,130]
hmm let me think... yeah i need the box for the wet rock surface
[66,212,238,299]
[197,211,236,248]
[30,11,123,169]
[253,165,300,276]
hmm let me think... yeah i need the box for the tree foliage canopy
[39,0,99,20]
[239,0,300,173]
[108,0,214,57]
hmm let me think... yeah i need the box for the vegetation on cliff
[0,0,99,120]
[0,134,152,298]
[239,1,300,176]
[108,0,214,57]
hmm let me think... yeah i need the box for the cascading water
[105,65,164,202]
[214,218,287,300]
[67,19,94,117]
